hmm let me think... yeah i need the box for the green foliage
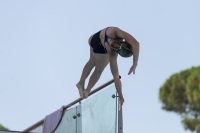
[159,69,190,114]
[195,124,200,133]
[183,118,198,131]
[159,66,200,132]
[186,67,200,110]
[0,123,8,130]
[182,118,200,132]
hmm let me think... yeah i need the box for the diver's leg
[83,54,109,98]
[76,47,95,98]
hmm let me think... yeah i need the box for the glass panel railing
[23,83,121,133]
[81,85,117,133]
[76,105,82,133]
[54,107,77,133]
[22,79,117,133]
[31,125,43,133]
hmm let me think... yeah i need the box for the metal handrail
[23,76,120,132]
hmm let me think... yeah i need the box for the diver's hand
[128,63,137,75]
[119,97,124,110]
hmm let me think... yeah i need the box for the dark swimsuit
[90,27,118,54]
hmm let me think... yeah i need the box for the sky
[0,0,200,133]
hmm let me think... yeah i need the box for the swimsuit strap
[104,27,110,46]
[104,27,119,46]
[103,27,120,53]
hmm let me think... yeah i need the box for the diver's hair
[110,41,133,57]
[110,42,121,55]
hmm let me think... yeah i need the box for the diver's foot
[83,89,90,99]
[76,82,84,98]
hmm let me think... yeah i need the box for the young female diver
[76,27,140,109]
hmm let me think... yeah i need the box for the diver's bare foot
[76,82,84,98]
[83,89,90,99]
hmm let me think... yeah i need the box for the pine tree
[0,123,8,130]
[159,66,200,132]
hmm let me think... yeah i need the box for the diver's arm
[115,27,140,74]
[109,54,123,99]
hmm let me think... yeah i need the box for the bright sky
[0,0,199,133]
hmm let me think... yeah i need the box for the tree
[0,123,8,131]
[159,66,200,132]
